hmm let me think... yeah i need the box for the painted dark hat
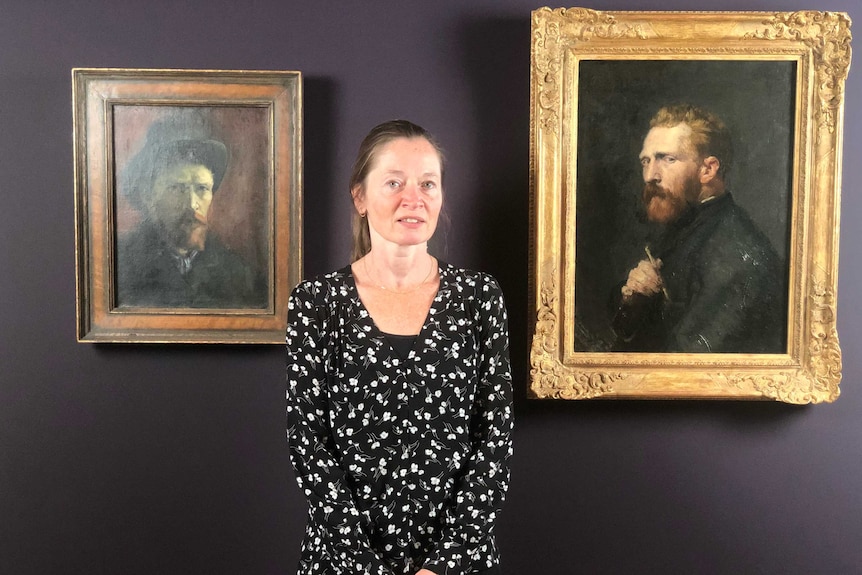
[121,113,229,208]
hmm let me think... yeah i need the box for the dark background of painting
[575,60,795,350]
[1,2,861,574]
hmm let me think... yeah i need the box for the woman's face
[354,137,443,250]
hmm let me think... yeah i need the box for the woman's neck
[364,245,434,291]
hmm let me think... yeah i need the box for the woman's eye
[386,180,400,189]
[421,181,436,190]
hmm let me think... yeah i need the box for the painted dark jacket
[612,193,787,353]
[116,222,266,309]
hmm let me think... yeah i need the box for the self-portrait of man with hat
[116,109,266,309]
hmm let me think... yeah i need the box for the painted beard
[159,209,209,252]
[642,179,698,224]
[185,213,209,252]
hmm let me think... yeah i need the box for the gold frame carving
[528,9,850,402]
[73,68,302,343]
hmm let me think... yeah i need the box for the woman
[286,120,513,575]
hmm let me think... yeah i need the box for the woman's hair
[349,119,446,261]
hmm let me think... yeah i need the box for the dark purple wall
[1,1,861,573]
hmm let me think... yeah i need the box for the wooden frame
[528,9,851,402]
[73,68,302,343]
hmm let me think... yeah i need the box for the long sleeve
[423,276,514,575]
[285,282,393,575]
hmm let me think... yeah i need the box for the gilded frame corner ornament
[528,9,850,402]
[73,68,303,343]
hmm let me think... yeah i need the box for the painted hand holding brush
[621,246,670,301]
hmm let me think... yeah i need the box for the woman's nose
[401,183,423,206]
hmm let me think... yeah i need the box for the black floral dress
[286,262,513,575]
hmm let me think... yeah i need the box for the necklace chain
[364,256,436,295]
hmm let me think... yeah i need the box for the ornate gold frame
[73,68,302,343]
[528,9,851,402]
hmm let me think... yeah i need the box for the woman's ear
[351,185,365,214]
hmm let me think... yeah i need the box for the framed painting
[528,9,851,402]
[73,68,302,343]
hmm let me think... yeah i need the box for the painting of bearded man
[610,104,785,353]
[115,107,268,309]
[572,60,793,354]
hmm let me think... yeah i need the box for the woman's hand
[415,569,439,575]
